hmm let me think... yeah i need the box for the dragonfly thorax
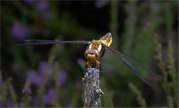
[84,42,105,60]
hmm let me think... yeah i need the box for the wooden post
[82,68,104,108]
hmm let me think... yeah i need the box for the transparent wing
[103,44,164,88]
[17,39,91,46]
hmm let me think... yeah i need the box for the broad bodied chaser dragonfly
[17,32,164,88]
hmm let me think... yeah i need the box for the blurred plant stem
[1,77,18,106]
[147,24,174,107]
[54,62,61,107]
[1,78,9,104]
[37,86,45,107]
[167,40,178,106]
[23,93,30,107]
[38,43,59,107]
[164,2,174,39]
[9,84,18,106]
[129,83,147,108]
[148,1,177,106]
[122,0,136,54]
[36,44,58,107]
[110,0,118,48]
[22,81,32,107]
[12,46,28,71]
[164,2,178,106]
[48,41,59,64]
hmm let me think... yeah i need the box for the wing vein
[103,44,164,88]
[17,40,90,46]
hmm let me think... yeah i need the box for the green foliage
[129,83,147,107]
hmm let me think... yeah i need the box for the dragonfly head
[91,40,98,42]
[85,49,99,60]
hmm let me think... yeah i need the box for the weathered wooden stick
[82,68,104,108]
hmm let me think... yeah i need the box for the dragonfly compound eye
[85,49,100,59]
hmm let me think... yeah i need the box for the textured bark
[82,68,104,108]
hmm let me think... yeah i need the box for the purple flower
[38,61,48,73]
[11,22,30,40]
[7,99,14,107]
[0,103,5,107]
[27,70,43,86]
[58,71,68,86]
[38,61,54,77]
[26,61,54,87]
[43,89,56,105]
[37,0,49,12]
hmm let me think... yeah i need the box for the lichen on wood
[82,68,104,108]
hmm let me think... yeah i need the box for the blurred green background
[1,0,178,107]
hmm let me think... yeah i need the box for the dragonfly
[17,32,164,88]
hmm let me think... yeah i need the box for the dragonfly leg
[95,60,102,71]
[84,63,88,72]
[85,61,93,72]
[96,64,102,71]
[85,60,102,71]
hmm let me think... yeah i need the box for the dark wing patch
[106,35,111,43]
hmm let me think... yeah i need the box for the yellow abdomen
[99,32,112,47]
